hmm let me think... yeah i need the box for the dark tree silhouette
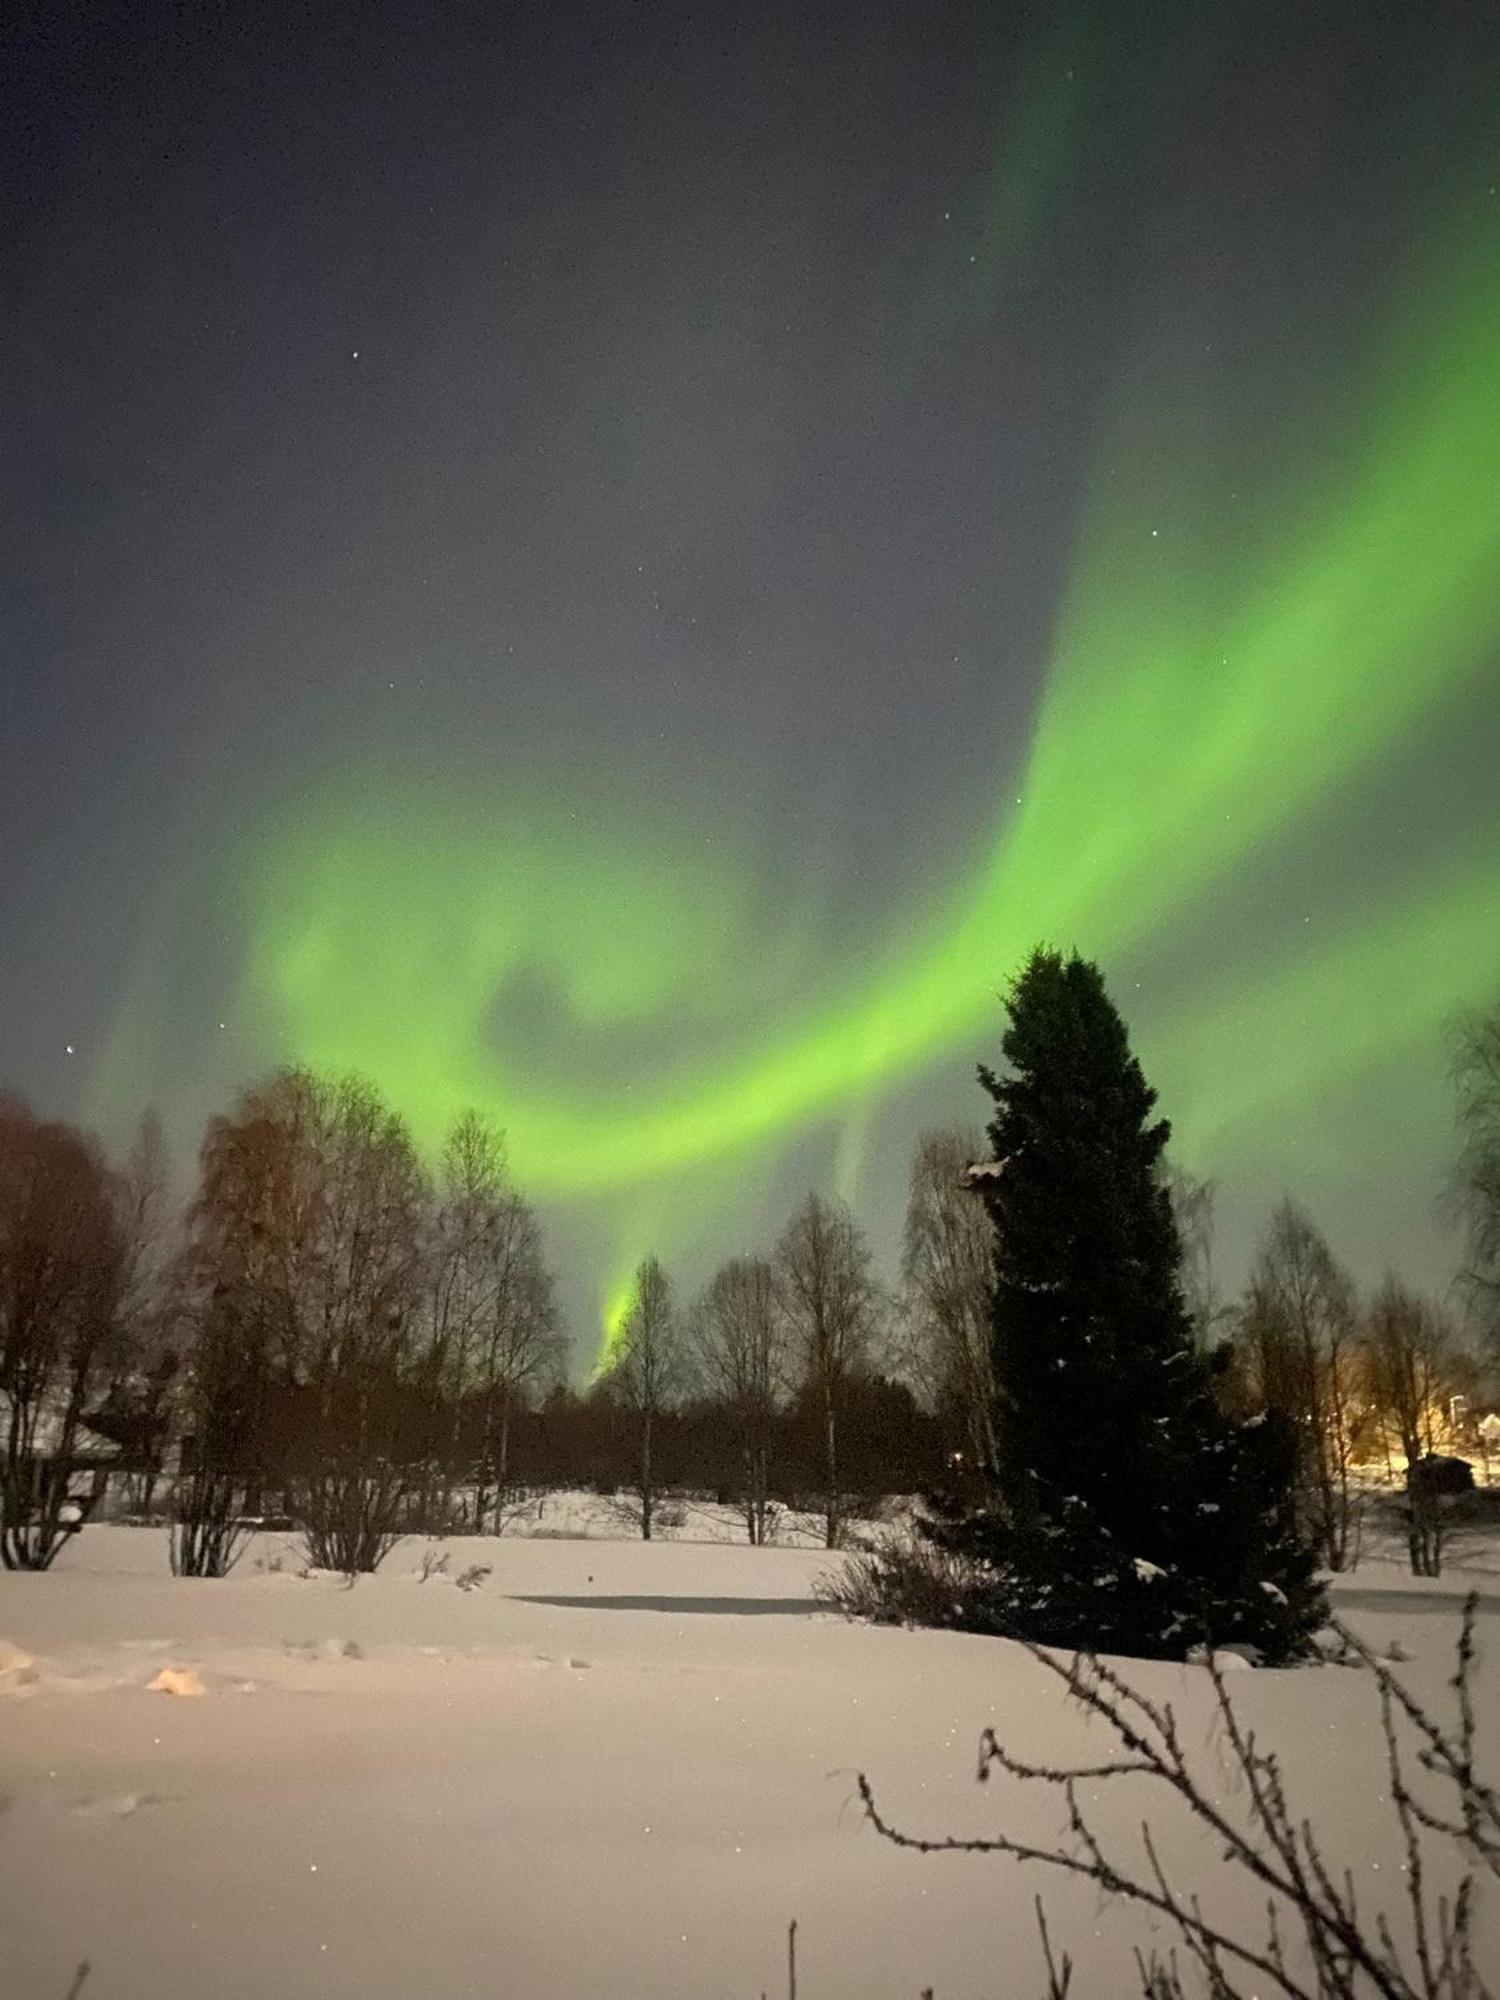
[926,949,1324,1662]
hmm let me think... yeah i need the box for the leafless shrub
[454,1562,491,1592]
[816,1529,982,1628]
[170,1476,251,1578]
[301,1456,411,1577]
[493,1488,546,1535]
[416,1545,450,1582]
[859,1598,1499,1998]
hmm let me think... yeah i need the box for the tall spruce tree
[931,949,1324,1662]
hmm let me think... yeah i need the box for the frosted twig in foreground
[859,1599,1497,1999]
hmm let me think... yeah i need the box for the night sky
[5,0,1499,1364]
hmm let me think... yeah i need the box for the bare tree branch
[860,1612,1498,1999]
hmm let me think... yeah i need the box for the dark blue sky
[4,0,1498,1348]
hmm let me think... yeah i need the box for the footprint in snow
[568,1657,592,1671]
[71,1792,172,1820]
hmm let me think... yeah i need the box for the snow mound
[1188,1644,1259,1671]
[0,1640,38,1692]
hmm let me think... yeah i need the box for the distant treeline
[1,977,1498,1580]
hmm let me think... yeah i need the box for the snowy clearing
[3,1514,1498,1999]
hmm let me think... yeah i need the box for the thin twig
[859,1610,1495,2000]
[1035,1896,1072,1999]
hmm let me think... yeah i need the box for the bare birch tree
[290,1073,429,1570]
[415,1113,498,1524]
[101,1112,182,1515]
[1240,1199,1359,1570]
[776,1192,881,1550]
[0,1098,125,1569]
[1362,1278,1457,1576]
[184,1069,430,1573]
[428,1112,564,1532]
[611,1253,682,1541]
[1450,1001,1500,1346]
[692,1255,785,1543]
[173,1097,291,1572]
[1166,1162,1224,1349]
[900,1129,995,1471]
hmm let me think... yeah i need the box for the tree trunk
[640,1407,653,1542]
[823,1385,839,1550]
[752,1443,770,1546]
[741,1440,762,1545]
[496,1391,512,1529]
[474,1388,496,1534]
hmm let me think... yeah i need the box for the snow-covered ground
[3,1509,1497,1998]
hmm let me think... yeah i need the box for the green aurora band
[103,211,1500,1364]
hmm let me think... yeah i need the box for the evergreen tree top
[983,949,1169,1163]
[979,948,1186,1355]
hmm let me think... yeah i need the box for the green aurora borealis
[42,2,1497,1372]
[166,211,1500,1362]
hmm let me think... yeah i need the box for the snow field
[2,1517,1497,1998]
